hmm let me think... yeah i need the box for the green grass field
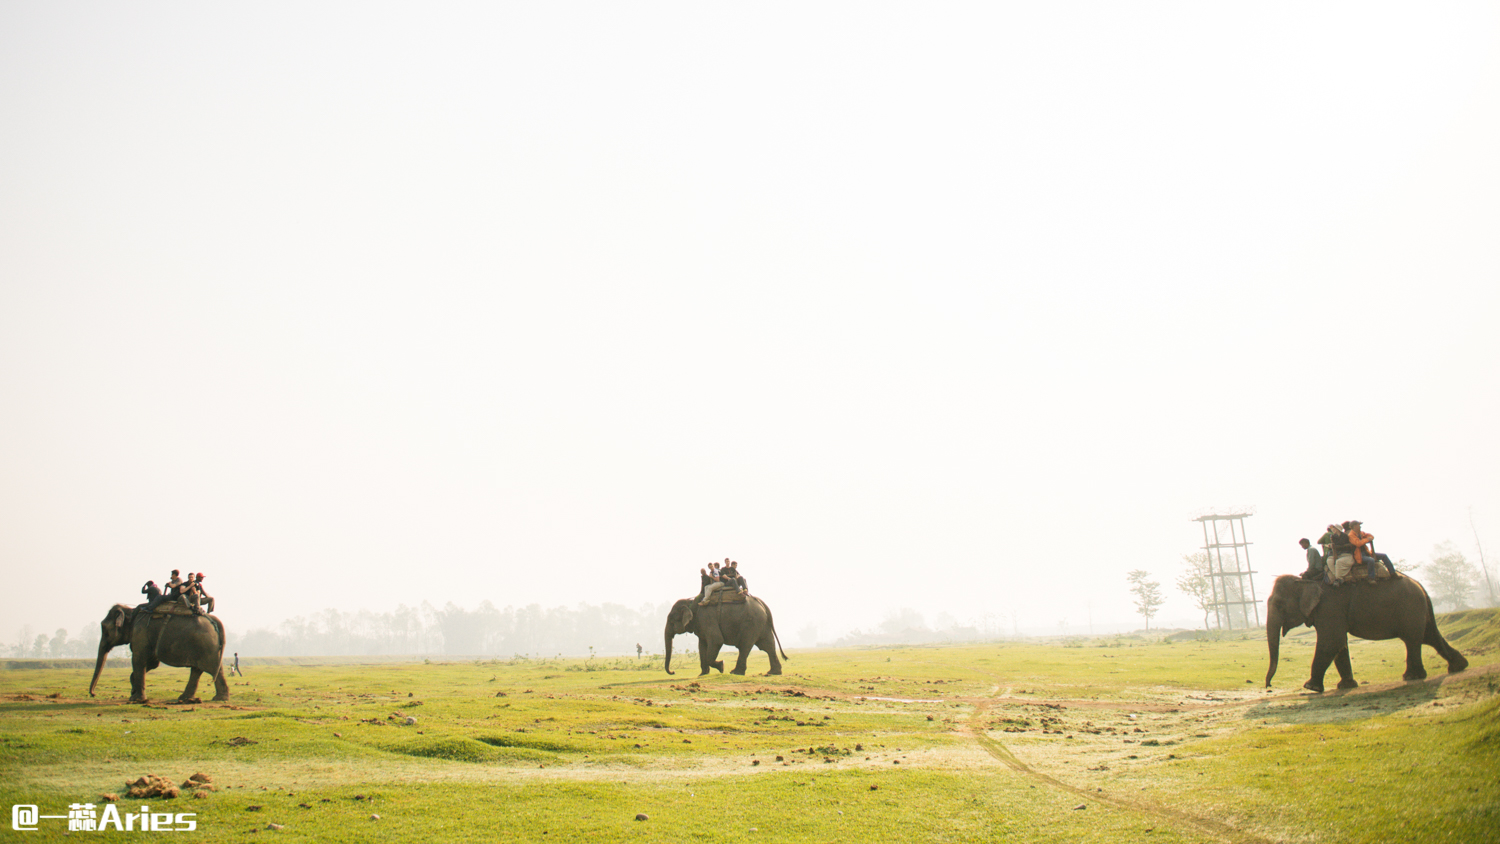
[3,613,1498,843]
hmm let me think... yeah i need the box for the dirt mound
[126,775,179,799]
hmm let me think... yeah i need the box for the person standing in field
[231,652,243,677]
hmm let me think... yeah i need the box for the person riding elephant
[1297,539,1325,582]
[1264,572,1467,693]
[186,573,214,614]
[139,580,164,611]
[664,593,787,677]
[164,570,185,605]
[1319,524,1356,586]
[89,601,229,703]
[1346,521,1395,582]
[698,565,723,605]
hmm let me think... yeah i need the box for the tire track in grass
[963,685,1277,844]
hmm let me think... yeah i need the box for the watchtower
[1193,513,1260,630]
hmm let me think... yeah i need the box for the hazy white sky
[3,4,1498,647]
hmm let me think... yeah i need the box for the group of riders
[137,569,215,615]
[1298,520,1397,586]
[698,558,749,605]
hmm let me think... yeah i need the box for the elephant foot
[1302,681,1324,693]
[766,670,782,676]
[1336,679,1359,690]
[130,697,147,704]
[211,693,230,701]
[713,661,724,673]
[1448,655,1469,673]
[1402,672,1428,682]
[173,697,202,705]
[731,668,746,676]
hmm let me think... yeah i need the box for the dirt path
[959,684,1278,844]
[956,664,1497,844]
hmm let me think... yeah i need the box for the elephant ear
[112,608,126,629]
[1299,583,1322,621]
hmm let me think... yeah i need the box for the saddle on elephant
[143,602,203,619]
[1341,561,1395,584]
[700,590,749,605]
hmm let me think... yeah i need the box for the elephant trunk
[1265,610,1282,688]
[663,625,675,675]
[89,636,113,697]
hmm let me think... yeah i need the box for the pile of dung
[126,775,179,799]
[181,773,215,796]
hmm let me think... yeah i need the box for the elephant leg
[758,633,782,675]
[179,667,204,703]
[211,668,230,701]
[129,653,148,703]
[1333,648,1357,690]
[731,646,751,675]
[1423,620,1468,674]
[699,638,724,677]
[1305,632,1347,693]
[1403,637,1429,681]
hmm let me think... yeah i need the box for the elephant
[1264,573,1467,693]
[664,595,787,677]
[89,603,229,703]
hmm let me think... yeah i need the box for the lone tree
[1422,541,1480,612]
[1175,552,1214,631]
[1127,569,1165,631]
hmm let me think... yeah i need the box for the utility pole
[1472,508,1496,606]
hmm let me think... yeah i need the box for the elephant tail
[208,614,227,661]
[753,596,790,661]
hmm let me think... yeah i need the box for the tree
[1176,552,1215,630]
[48,629,68,657]
[878,608,928,637]
[12,625,35,657]
[795,623,821,648]
[1422,541,1480,612]
[1127,569,1164,631]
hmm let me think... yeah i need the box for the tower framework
[1194,513,1260,630]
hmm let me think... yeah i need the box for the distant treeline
[234,601,674,658]
[2,604,1072,661]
